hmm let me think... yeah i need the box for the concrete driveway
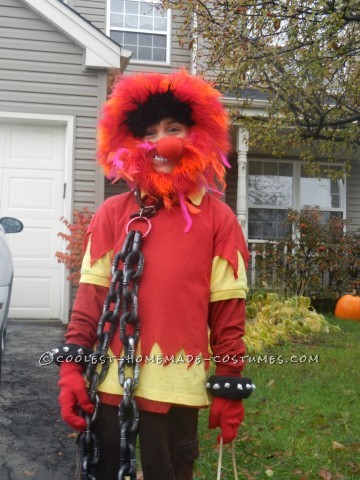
[0,320,76,480]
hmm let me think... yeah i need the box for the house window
[109,0,170,63]
[300,165,344,211]
[248,160,345,241]
[248,161,293,240]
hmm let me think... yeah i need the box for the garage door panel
[5,124,64,170]
[0,128,5,168]
[0,129,4,191]
[1,169,64,219]
[0,169,3,201]
[8,221,63,268]
[10,268,62,319]
[0,122,67,320]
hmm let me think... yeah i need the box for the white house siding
[0,0,107,212]
[69,0,106,31]
[169,11,192,71]
[347,159,360,233]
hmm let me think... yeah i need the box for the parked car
[0,217,23,382]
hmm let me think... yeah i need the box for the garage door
[0,123,66,319]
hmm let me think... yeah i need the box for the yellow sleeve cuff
[210,251,248,303]
[79,236,113,288]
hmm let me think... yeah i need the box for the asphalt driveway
[0,320,77,480]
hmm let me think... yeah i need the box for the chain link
[76,228,145,480]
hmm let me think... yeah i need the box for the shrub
[253,207,360,301]
[244,291,341,353]
[55,207,93,285]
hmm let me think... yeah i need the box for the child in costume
[56,70,252,480]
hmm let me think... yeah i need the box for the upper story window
[109,0,170,63]
[248,160,345,241]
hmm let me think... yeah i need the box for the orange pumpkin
[334,292,360,322]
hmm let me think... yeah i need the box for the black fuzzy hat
[124,89,194,138]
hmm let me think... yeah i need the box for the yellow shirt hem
[210,289,247,302]
[95,345,210,407]
[80,273,110,288]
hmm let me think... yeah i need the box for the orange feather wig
[97,70,231,211]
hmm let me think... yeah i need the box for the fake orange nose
[156,136,184,161]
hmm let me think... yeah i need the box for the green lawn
[195,316,360,480]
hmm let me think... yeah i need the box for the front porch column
[236,127,249,238]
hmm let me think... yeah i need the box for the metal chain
[117,229,143,480]
[76,228,145,480]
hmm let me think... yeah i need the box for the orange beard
[107,130,227,211]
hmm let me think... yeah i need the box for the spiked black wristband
[50,344,94,367]
[206,376,256,400]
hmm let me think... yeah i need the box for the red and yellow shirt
[67,190,249,410]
